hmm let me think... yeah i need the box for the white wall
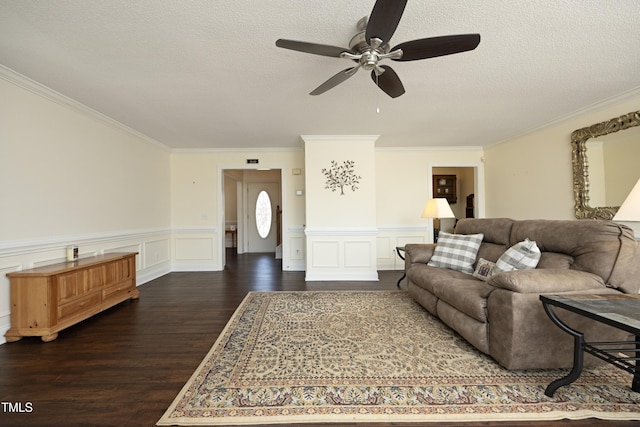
[169,144,487,275]
[0,71,172,343]
[483,91,640,222]
[5,61,636,343]
[375,148,485,269]
[0,78,170,240]
[170,149,306,271]
[303,136,378,281]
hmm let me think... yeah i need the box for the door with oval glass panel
[246,182,280,253]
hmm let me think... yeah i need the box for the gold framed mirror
[572,110,640,219]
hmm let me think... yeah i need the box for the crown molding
[0,64,171,153]
[375,145,484,152]
[171,146,303,154]
[301,135,380,143]
[487,85,640,148]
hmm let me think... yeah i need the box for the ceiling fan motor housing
[345,30,402,74]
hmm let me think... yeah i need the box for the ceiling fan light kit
[275,0,480,98]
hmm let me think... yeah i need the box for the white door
[246,182,280,253]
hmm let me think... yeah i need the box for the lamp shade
[421,198,456,219]
[614,178,640,222]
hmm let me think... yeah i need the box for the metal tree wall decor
[321,160,362,195]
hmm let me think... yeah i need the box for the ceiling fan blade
[365,0,407,44]
[392,34,481,61]
[310,67,359,95]
[275,39,348,58]
[371,65,405,98]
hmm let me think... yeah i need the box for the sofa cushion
[431,277,496,322]
[495,239,541,272]
[404,243,436,265]
[407,263,469,294]
[427,231,484,274]
[409,263,494,323]
[510,220,636,290]
[455,218,513,245]
[488,268,606,293]
[537,252,574,269]
[437,300,490,354]
[456,218,513,266]
[476,243,509,264]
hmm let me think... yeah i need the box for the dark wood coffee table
[540,293,640,397]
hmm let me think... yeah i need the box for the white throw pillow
[473,258,497,281]
[495,238,541,272]
[428,232,484,275]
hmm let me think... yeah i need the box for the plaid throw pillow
[495,238,541,272]
[428,232,484,274]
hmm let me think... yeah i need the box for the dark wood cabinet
[433,174,457,204]
[466,193,475,218]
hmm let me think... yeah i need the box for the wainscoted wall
[0,229,172,344]
[172,228,218,271]
[286,227,306,271]
[303,136,379,281]
[376,226,428,270]
[304,228,378,281]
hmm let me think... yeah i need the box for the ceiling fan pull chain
[376,74,380,113]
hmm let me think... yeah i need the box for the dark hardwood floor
[0,250,637,427]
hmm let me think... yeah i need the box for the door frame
[218,165,287,270]
[427,161,485,240]
[245,180,281,253]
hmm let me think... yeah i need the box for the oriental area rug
[157,291,640,425]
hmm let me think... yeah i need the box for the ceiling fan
[275,0,480,98]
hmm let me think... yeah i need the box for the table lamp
[421,198,456,242]
[614,178,640,222]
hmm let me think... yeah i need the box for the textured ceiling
[0,0,639,150]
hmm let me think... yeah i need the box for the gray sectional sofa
[405,218,640,370]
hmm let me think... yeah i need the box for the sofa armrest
[488,268,606,294]
[404,243,437,266]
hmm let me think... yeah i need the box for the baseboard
[137,264,172,285]
[0,317,9,345]
[305,271,379,281]
[171,262,221,272]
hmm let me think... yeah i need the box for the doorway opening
[430,165,483,235]
[222,169,283,268]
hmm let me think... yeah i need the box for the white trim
[304,228,379,237]
[171,262,219,272]
[171,227,217,234]
[301,135,380,143]
[0,64,171,153]
[137,263,172,285]
[305,271,379,281]
[217,164,288,270]
[428,161,486,219]
[376,225,429,233]
[0,228,171,257]
[172,146,304,154]
[4,62,637,154]
[486,85,640,148]
[171,145,484,154]
[376,146,484,152]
